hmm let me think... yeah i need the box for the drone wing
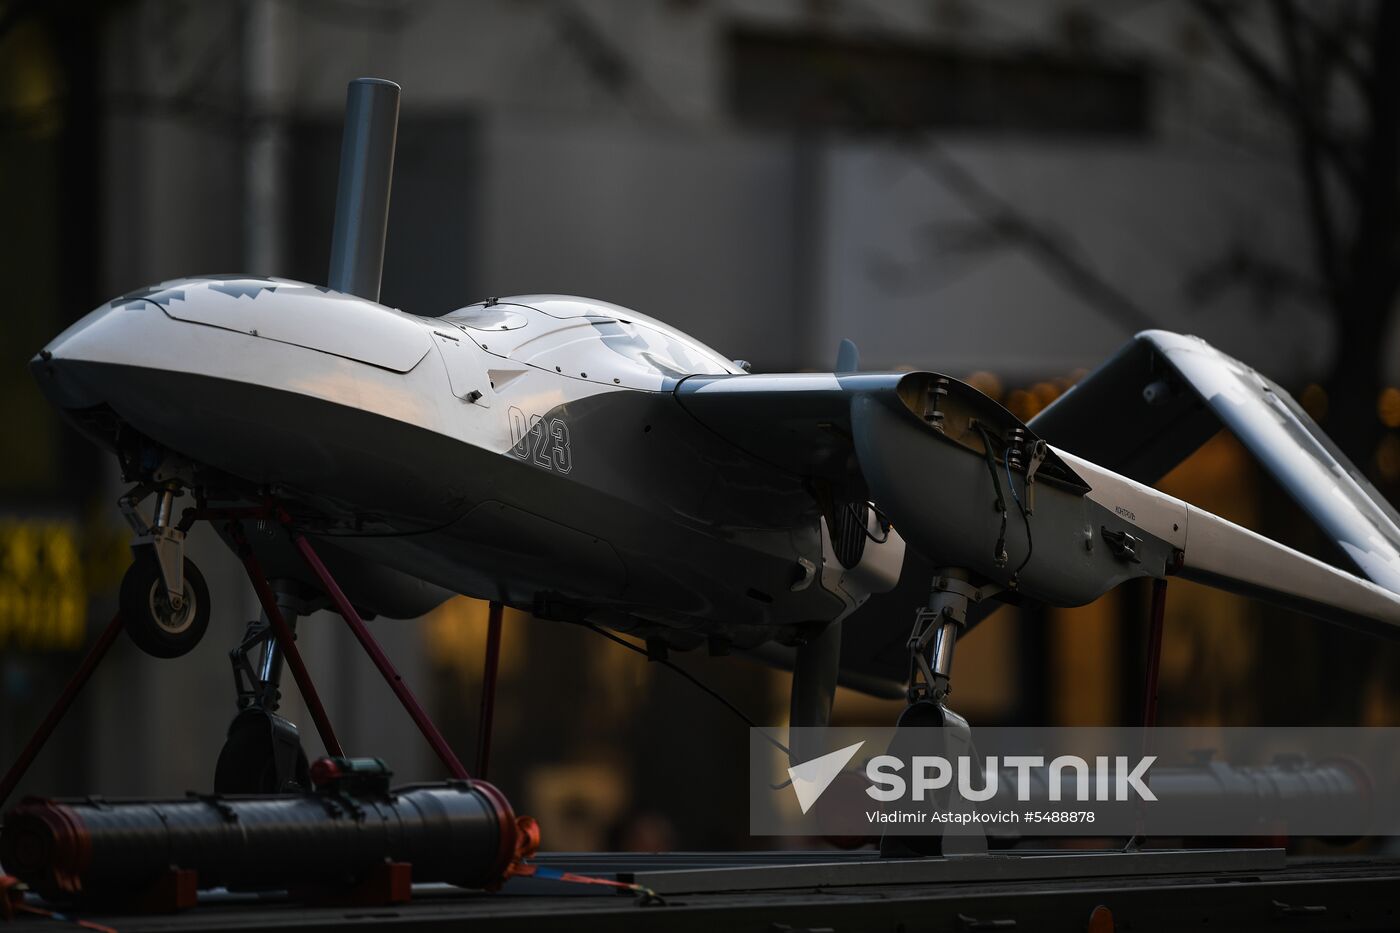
[679,331,1400,702]
[676,370,1053,702]
[1030,330,1400,596]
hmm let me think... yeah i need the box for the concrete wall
[481,118,804,370]
[816,139,1329,380]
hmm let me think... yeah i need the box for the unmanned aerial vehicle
[26,78,1400,795]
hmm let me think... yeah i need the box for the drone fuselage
[32,276,900,649]
[35,275,1400,662]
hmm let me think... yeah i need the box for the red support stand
[1142,578,1168,729]
[292,861,412,907]
[3,508,528,890]
[290,531,471,780]
[126,868,199,913]
[0,612,125,809]
[476,601,504,780]
[231,526,344,758]
[1127,577,1169,848]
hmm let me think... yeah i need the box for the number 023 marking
[508,407,573,474]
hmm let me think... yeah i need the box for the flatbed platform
[10,849,1400,932]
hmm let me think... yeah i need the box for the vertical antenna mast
[327,77,400,301]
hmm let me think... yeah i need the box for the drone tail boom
[1177,501,1400,640]
[1060,449,1400,640]
[1031,330,1400,597]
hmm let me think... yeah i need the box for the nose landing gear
[118,484,210,658]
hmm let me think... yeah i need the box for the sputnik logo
[786,741,865,814]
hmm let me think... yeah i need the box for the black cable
[845,500,893,544]
[973,423,1009,568]
[1004,447,1035,578]
[584,624,790,756]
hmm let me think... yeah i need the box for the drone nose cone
[30,298,138,411]
[31,277,445,505]
[32,275,433,418]
[29,349,80,413]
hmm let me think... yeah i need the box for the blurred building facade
[2,0,1398,850]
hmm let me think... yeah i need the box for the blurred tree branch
[909,143,1160,334]
[1192,0,1400,468]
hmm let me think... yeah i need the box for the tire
[214,711,311,793]
[120,552,211,659]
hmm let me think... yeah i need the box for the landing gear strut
[904,569,997,711]
[881,568,999,858]
[118,484,210,658]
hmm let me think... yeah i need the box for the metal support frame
[229,524,344,758]
[1125,576,1169,851]
[290,531,471,780]
[1142,577,1168,729]
[2,503,475,811]
[0,613,125,809]
[906,569,998,705]
[477,601,504,780]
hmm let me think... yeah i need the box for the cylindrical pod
[0,779,537,901]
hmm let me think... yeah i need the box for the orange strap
[511,864,664,904]
[2,876,118,933]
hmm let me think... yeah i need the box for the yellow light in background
[1005,389,1035,421]
[0,520,87,651]
[0,19,63,140]
[1376,434,1400,483]
[1378,387,1400,429]
[1030,381,1061,411]
[525,761,630,852]
[1001,374,1081,423]
[423,596,525,680]
[45,524,79,577]
[1050,591,1120,725]
[963,371,1003,402]
[81,506,137,594]
[1300,383,1328,422]
[4,524,37,579]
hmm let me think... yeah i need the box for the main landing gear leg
[215,583,313,793]
[880,568,997,859]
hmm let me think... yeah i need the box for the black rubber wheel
[119,552,210,659]
[214,711,310,794]
[879,699,959,858]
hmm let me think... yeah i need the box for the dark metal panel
[623,847,1285,895]
[47,851,1400,933]
[1028,335,1219,486]
[1033,331,1400,595]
